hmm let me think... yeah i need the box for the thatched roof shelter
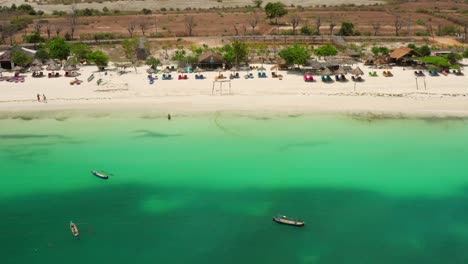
[46,64,61,71]
[198,51,223,69]
[30,65,44,72]
[321,68,332,75]
[351,67,364,76]
[390,47,414,60]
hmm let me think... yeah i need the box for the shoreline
[1,94,468,120]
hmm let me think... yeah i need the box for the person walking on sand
[37,94,41,102]
[42,94,47,103]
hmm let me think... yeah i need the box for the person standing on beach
[37,94,41,102]
[42,94,47,103]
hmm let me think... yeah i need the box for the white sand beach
[0,63,467,117]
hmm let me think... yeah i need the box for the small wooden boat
[273,215,305,227]
[91,170,109,179]
[70,221,79,237]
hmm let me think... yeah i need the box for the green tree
[445,52,462,65]
[420,56,450,68]
[46,37,70,60]
[231,39,249,67]
[417,45,431,56]
[10,50,33,67]
[23,32,43,44]
[463,49,468,58]
[253,0,263,8]
[337,22,354,36]
[314,44,338,57]
[88,50,109,70]
[70,42,92,60]
[121,38,138,60]
[278,44,310,66]
[145,56,160,69]
[264,2,288,25]
[34,48,50,61]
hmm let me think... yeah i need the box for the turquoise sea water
[1,113,468,264]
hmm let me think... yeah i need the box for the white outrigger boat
[70,221,79,238]
[91,170,109,179]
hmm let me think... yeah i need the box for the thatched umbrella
[12,66,23,71]
[32,58,43,66]
[46,64,61,71]
[270,65,278,71]
[46,59,58,65]
[163,68,171,74]
[194,67,203,73]
[258,66,266,71]
[351,67,364,76]
[63,64,78,71]
[320,68,332,76]
[335,67,347,75]
[30,65,44,72]
[177,68,187,74]
[147,68,157,74]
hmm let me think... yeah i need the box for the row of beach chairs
[0,76,25,83]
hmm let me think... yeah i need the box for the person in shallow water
[168,114,171,120]
[36,94,41,102]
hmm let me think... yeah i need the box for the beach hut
[389,47,416,66]
[0,46,36,69]
[335,67,347,75]
[198,51,223,69]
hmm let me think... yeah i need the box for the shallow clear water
[1,113,468,264]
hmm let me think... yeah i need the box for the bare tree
[437,23,442,36]
[233,24,239,36]
[184,15,196,37]
[289,13,302,35]
[426,22,435,39]
[393,14,403,36]
[139,17,147,36]
[329,16,336,35]
[371,21,381,36]
[68,5,78,40]
[55,24,62,37]
[248,12,260,34]
[5,24,17,45]
[315,16,321,35]
[46,23,52,39]
[128,20,136,38]
[33,22,42,34]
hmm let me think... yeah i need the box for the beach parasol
[63,64,78,71]
[12,66,23,71]
[30,65,44,72]
[163,68,171,74]
[335,67,347,75]
[194,67,203,73]
[351,67,364,76]
[258,66,266,71]
[32,58,43,66]
[177,68,187,73]
[46,64,61,71]
[320,68,332,76]
[270,65,278,71]
[46,59,58,65]
[147,68,157,74]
